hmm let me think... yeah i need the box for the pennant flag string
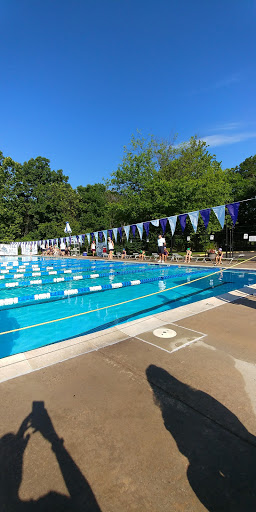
[14,199,252,247]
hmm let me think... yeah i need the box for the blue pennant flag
[226,202,240,226]
[151,219,159,227]
[200,209,211,229]
[131,224,136,237]
[179,214,187,232]
[160,218,167,234]
[143,221,150,237]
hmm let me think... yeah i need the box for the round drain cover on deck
[153,328,177,338]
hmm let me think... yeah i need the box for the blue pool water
[0,256,255,359]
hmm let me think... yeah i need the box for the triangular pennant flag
[118,227,122,239]
[179,214,187,232]
[131,224,136,237]
[86,233,90,245]
[113,228,118,241]
[108,229,113,239]
[98,232,103,242]
[168,216,177,236]
[136,223,143,240]
[200,209,211,229]
[160,218,167,234]
[143,221,150,237]
[94,232,98,244]
[226,202,240,226]
[151,219,159,227]
[124,225,130,241]
[103,230,108,242]
[212,205,225,229]
[188,211,199,233]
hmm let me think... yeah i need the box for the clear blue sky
[1,0,256,187]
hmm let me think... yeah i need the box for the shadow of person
[146,365,256,512]
[0,402,101,511]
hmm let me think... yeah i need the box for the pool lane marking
[0,255,255,337]
[135,334,207,355]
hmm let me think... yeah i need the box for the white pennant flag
[124,225,130,241]
[212,205,225,229]
[188,211,199,233]
[168,216,177,236]
[113,228,118,241]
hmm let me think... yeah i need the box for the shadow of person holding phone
[0,401,101,511]
[146,364,256,512]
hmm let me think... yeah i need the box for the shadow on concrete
[0,402,101,511]
[232,295,256,310]
[146,364,256,512]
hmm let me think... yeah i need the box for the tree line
[0,134,255,252]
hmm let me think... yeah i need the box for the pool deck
[0,260,256,510]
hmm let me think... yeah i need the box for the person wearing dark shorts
[157,234,165,263]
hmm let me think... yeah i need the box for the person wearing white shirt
[157,234,166,263]
[108,237,114,260]
[91,240,96,257]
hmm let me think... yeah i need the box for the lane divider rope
[0,269,209,308]
[0,264,181,290]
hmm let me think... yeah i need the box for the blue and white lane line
[0,263,148,280]
[0,270,210,309]
[0,261,128,272]
[0,261,128,273]
[0,265,170,290]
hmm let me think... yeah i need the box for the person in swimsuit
[139,250,145,261]
[184,248,192,263]
[121,248,126,259]
[164,247,169,262]
[215,248,223,264]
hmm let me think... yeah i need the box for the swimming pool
[0,256,255,359]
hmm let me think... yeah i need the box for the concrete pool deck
[0,266,256,510]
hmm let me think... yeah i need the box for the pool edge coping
[1,282,256,384]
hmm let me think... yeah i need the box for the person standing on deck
[108,237,114,260]
[157,234,165,263]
